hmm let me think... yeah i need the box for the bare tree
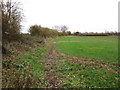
[52,25,68,36]
[60,25,68,36]
[61,25,68,33]
[2,0,23,41]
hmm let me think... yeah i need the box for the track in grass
[44,43,62,88]
[10,36,119,88]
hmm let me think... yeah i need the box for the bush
[29,25,60,38]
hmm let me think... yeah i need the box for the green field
[52,36,119,88]
[55,56,119,88]
[3,36,119,88]
[55,36,118,64]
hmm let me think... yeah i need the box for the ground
[44,36,119,88]
[3,36,119,88]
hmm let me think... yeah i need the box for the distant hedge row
[79,33,108,36]
[73,32,119,36]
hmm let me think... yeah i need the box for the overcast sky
[18,0,119,33]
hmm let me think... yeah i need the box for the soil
[44,43,61,88]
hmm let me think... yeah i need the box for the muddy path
[44,43,61,88]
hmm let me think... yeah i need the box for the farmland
[55,36,118,64]
[50,36,119,88]
[2,0,120,88]
[3,36,119,88]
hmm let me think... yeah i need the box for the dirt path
[44,43,61,88]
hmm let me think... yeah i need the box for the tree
[66,31,71,35]
[29,25,60,38]
[61,25,68,34]
[2,0,23,41]
[29,25,42,36]
[52,25,68,36]
[73,32,79,36]
[0,3,2,42]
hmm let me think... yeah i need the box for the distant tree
[52,25,68,36]
[74,32,79,36]
[61,25,68,33]
[66,31,71,35]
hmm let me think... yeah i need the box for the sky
[16,0,119,33]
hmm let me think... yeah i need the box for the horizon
[15,0,119,33]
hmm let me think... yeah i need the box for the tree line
[2,0,71,55]
[2,0,70,43]
[73,31,119,36]
[28,25,69,38]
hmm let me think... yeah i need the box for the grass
[3,36,119,88]
[55,54,119,88]
[52,36,119,88]
[2,36,46,88]
[3,46,47,88]
[55,36,118,64]
[16,47,47,88]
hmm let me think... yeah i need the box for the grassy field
[3,36,119,88]
[55,36,118,64]
[55,55,119,88]
[52,36,119,88]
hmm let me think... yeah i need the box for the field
[2,0,120,88]
[51,36,119,88]
[55,36,118,64]
[3,36,119,88]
